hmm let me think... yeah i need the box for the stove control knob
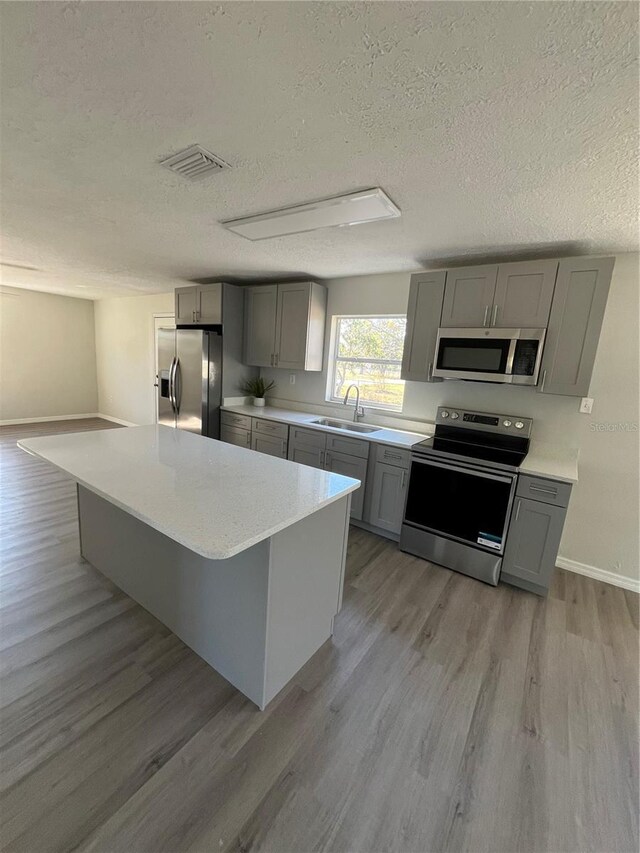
[441,410,449,418]
[450,412,459,420]
[514,421,524,429]
[503,419,512,427]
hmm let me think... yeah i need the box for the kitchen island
[18,425,360,709]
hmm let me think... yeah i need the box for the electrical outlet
[579,397,594,414]
[289,373,296,385]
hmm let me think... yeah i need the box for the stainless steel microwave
[432,327,546,385]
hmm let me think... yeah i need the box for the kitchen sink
[310,419,381,434]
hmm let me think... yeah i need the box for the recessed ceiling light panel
[160,145,230,180]
[222,188,401,240]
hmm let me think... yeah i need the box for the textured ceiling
[0,1,637,299]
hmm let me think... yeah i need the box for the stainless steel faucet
[343,384,365,422]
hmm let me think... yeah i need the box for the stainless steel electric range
[399,406,532,586]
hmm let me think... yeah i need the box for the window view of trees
[331,316,406,410]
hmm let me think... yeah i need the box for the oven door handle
[409,455,516,486]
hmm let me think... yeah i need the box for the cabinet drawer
[325,434,369,459]
[221,411,252,430]
[252,418,288,440]
[220,424,251,449]
[289,426,326,450]
[374,444,411,468]
[516,475,572,508]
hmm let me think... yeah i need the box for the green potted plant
[241,376,275,408]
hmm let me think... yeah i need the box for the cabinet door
[251,432,287,459]
[324,450,367,520]
[287,427,325,469]
[492,260,558,328]
[538,256,614,397]
[175,287,198,325]
[243,286,278,367]
[274,283,311,369]
[401,271,447,381]
[368,462,407,534]
[196,284,222,324]
[440,265,498,328]
[502,498,566,592]
[220,424,251,449]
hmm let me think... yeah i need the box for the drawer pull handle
[529,485,558,495]
[385,452,402,460]
[515,499,521,522]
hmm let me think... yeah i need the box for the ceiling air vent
[160,145,230,180]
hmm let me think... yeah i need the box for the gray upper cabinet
[538,256,614,397]
[401,271,447,382]
[502,497,567,594]
[244,282,327,371]
[440,264,498,328]
[175,283,223,325]
[492,260,558,328]
[175,286,198,325]
[243,285,278,367]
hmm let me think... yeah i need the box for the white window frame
[325,314,406,413]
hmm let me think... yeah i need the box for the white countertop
[222,404,430,448]
[520,440,579,484]
[18,425,360,560]
[224,404,578,483]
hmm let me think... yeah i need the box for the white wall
[261,254,639,583]
[94,292,174,425]
[0,286,98,422]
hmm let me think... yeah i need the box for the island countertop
[18,425,360,560]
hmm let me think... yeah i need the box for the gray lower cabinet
[324,450,368,520]
[220,424,251,449]
[401,271,447,381]
[287,427,368,518]
[251,432,287,459]
[287,426,325,469]
[538,256,614,397]
[368,461,408,534]
[502,498,567,596]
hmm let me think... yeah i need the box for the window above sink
[326,315,407,412]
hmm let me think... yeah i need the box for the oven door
[403,456,516,554]
[432,328,544,385]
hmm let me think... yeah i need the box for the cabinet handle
[270,354,274,366]
[483,305,489,327]
[246,433,251,447]
[275,353,279,366]
[427,362,433,381]
[515,499,521,522]
[385,452,402,460]
[320,450,326,467]
[401,469,407,488]
[192,310,196,323]
[529,484,558,495]
[491,305,498,326]
[540,369,547,392]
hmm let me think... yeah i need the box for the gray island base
[18,425,359,710]
[78,486,351,709]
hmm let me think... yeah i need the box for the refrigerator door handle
[173,357,182,414]
[168,357,177,413]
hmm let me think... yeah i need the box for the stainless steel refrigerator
[156,328,222,438]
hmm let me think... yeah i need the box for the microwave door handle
[505,339,517,376]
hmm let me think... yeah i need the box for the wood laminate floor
[0,418,638,853]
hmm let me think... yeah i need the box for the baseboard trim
[97,414,139,427]
[556,556,639,593]
[1,413,139,428]
[0,413,101,426]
